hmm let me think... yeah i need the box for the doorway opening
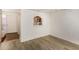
[1,9,20,42]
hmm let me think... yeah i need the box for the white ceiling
[2,9,20,13]
[2,9,66,13]
[2,9,55,13]
[30,9,64,13]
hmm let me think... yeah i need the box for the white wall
[0,10,2,41]
[20,9,79,45]
[20,10,50,42]
[50,10,79,45]
[2,10,20,34]
[16,12,20,34]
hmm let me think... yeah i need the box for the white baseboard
[20,34,50,42]
[50,34,79,45]
[20,33,79,45]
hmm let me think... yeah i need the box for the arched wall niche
[33,16,42,25]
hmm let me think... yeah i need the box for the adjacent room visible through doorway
[1,9,20,42]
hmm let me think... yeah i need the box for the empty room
[0,9,79,50]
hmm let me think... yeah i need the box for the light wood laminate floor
[0,35,79,50]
